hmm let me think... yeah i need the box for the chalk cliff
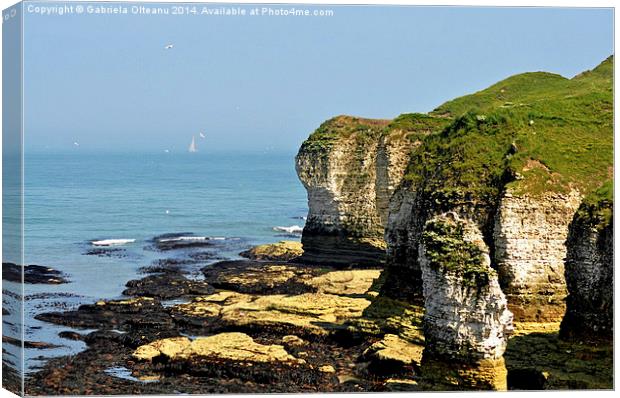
[419,212,513,390]
[560,184,613,340]
[295,114,449,266]
[295,56,613,389]
[382,56,613,321]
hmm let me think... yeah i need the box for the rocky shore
[18,231,612,394]
[25,241,427,394]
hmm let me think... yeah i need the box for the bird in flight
[199,132,206,139]
[164,44,174,50]
[73,141,80,147]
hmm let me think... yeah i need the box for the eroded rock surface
[295,116,420,266]
[134,332,304,364]
[29,259,411,394]
[239,241,303,262]
[172,291,371,336]
[494,190,582,322]
[560,195,613,340]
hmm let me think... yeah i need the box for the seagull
[199,132,206,139]
[164,149,170,153]
[73,141,80,147]
[164,44,174,50]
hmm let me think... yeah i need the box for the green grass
[404,56,613,202]
[298,115,390,153]
[574,180,613,231]
[299,113,451,155]
[387,113,453,141]
[299,56,613,206]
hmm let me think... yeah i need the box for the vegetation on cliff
[301,57,612,209]
[298,116,390,153]
[299,113,450,156]
[573,180,613,231]
[421,219,492,287]
[404,56,613,203]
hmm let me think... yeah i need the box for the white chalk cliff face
[419,213,513,362]
[295,116,417,266]
[383,187,582,322]
[493,189,582,322]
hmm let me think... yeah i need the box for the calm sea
[4,150,308,373]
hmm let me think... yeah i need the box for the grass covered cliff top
[298,113,451,155]
[299,56,613,202]
[298,115,391,153]
[407,56,613,203]
[573,180,613,232]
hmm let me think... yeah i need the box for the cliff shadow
[504,328,613,390]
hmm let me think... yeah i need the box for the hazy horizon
[23,3,613,152]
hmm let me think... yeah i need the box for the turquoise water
[7,151,308,372]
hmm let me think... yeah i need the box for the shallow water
[6,150,308,373]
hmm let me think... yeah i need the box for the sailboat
[188,136,197,153]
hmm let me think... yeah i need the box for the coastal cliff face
[295,114,448,266]
[381,57,613,322]
[560,186,613,341]
[493,190,582,322]
[383,187,583,322]
[295,57,613,389]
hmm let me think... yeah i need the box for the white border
[0,1,617,398]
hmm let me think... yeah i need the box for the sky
[21,2,614,153]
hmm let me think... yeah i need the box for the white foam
[91,239,135,247]
[273,225,303,234]
[158,236,208,243]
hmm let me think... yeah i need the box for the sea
[2,150,308,374]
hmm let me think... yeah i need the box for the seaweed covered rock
[418,213,513,390]
[2,263,69,284]
[201,260,318,295]
[305,270,381,295]
[171,291,372,337]
[123,274,214,299]
[133,333,304,364]
[505,322,613,390]
[361,334,423,376]
[35,297,173,332]
[240,241,303,262]
[560,184,613,341]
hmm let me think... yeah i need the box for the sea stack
[418,213,513,390]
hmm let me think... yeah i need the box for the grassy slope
[405,56,613,204]
[299,56,613,204]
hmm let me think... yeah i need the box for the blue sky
[23,3,613,153]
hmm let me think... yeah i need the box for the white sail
[188,136,197,152]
